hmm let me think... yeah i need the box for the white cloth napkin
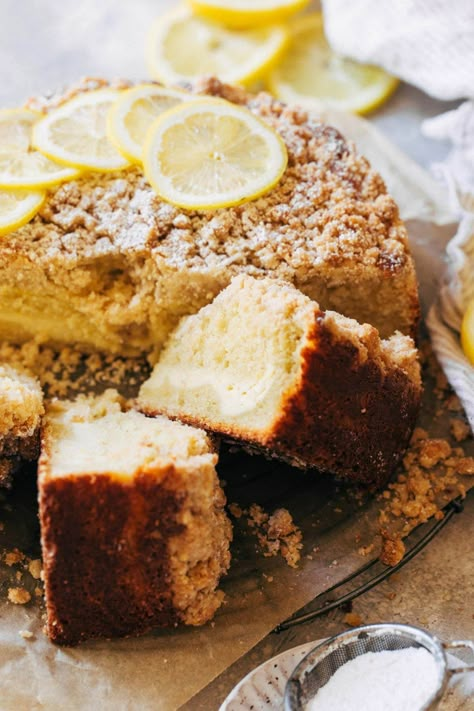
[321,0,474,101]
[421,104,474,429]
[321,0,474,427]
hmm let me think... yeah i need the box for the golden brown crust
[39,470,183,645]
[267,316,421,485]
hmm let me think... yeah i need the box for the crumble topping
[8,587,31,605]
[232,503,303,568]
[377,343,472,560]
[5,77,410,285]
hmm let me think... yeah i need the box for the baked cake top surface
[42,389,215,478]
[5,77,409,283]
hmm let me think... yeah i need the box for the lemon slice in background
[0,188,45,236]
[147,7,288,86]
[461,300,474,365]
[32,90,130,172]
[0,109,80,188]
[143,98,288,210]
[107,84,195,163]
[268,13,399,115]
[188,0,310,28]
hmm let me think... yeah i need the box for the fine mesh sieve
[284,623,474,711]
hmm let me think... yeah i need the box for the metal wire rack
[274,495,465,634]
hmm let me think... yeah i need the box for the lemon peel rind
[461,301,474,366]
[188,0,310,28]
[0,108,81,187]
[0,190,46,237]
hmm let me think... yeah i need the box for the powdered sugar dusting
[10,77,410,280]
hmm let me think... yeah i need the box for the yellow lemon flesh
[0,109,79,188]
[268,13,399,115]
[147,6,288,87]
[32,90,130,172]
[107,84,196,163]
[142,97,288,210]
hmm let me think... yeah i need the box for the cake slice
[138,275,422,486]
[38,390,232,646]
[0,77,419,358]
[0,363,44,486]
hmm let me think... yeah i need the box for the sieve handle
[443,640,474,675]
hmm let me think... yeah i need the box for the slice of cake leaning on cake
[0,77,419,357]
[38,390,232,646]
[0,363,44,486]
[138,275,422,487]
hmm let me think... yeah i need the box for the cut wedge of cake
[0,77,419,357]
[0,363,44,486]
[138,275,422,486]
[38,390,232,646]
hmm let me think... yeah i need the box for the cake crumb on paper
[380,533,405,566]
[450,418,471,442]
[28,559,42,579]
[343,612,363,627]
[237,504,303,568]
[4,548,24,566]
[18,630,34,639]
[8,587,31,605]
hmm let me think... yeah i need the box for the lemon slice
[143,97,288,210]
[0,188,45,237]
[107,84,195,163]
[189,0,310,28]
[268,13,399,115]
[147,7,288,86]
[0,109,80,188]
[32,90,130,172]
[461,300,474,365]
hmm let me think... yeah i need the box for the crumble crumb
[380,532,405,566]
[242,504,303,568]
[4,548,24,566]
[343,612,363,627]
[228,503,243,519]
[8,587,31,605]
[28,559,42,579]
[457,457,474,476]
[450,418,471,442]
[18,630,34,639]
[410,427,428,444]
[418,439,452,468]
[358,543,375,557]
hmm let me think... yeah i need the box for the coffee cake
[0,77,419,358]
[138,275,422,486]
[38,390,232,645]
